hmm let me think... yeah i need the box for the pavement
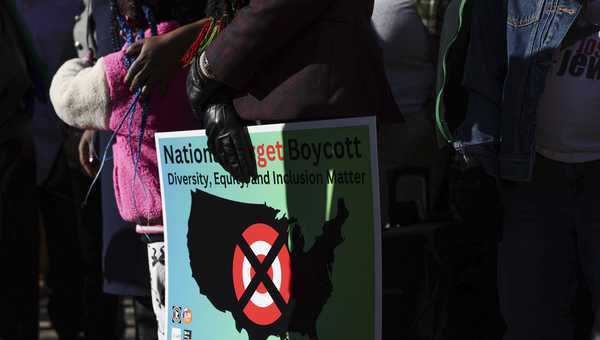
[39,294,136,340]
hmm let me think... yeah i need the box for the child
[49,1,204,338]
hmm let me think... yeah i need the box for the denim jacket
[436,0,584,181]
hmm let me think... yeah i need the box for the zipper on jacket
[453,141,470,164]
[434,0,468,145]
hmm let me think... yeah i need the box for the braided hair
[109,0,207,52]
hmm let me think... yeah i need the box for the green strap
[434,0,468,144]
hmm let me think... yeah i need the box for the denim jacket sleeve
[458,0,507,150]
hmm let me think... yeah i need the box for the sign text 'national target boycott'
[163,137,364,168]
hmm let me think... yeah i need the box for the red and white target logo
[232,223,291,326]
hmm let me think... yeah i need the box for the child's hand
[78,130,99,177]
[124,19,209,99]
[124,35,175,99]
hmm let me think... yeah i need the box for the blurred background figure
[372,0,440,227]
[14,0,122,339]
[0,1,41,339]
[373,0,435,116]
[374,1,503,339]
[372,1,443,338]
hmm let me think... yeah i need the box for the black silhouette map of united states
[187,190,349,340]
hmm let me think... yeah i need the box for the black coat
[206,0,402,122]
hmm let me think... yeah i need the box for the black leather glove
[204,95,258,183]
[186,53,222,117]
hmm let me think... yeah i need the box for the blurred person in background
[15,0,121,339]
[0,0,43,339]
[371,0,438,226]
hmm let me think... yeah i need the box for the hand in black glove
[186,52,222,117]
[204,96,258,183]
[186,52,257,182]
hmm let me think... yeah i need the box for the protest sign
[156,117,381,340]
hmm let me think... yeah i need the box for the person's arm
[205,0,335,91]
[459,0,507,143]
[49,58,111,130]
[124,18,209,96]
[463,0,506,104]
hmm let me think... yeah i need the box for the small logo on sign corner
[182,307,192,324]
[172,306,182,324]
[171,327,182,340]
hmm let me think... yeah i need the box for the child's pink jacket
[50,21,198,232]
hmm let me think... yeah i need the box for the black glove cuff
[186,55,224,119]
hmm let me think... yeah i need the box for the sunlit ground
[39,287,136,340]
